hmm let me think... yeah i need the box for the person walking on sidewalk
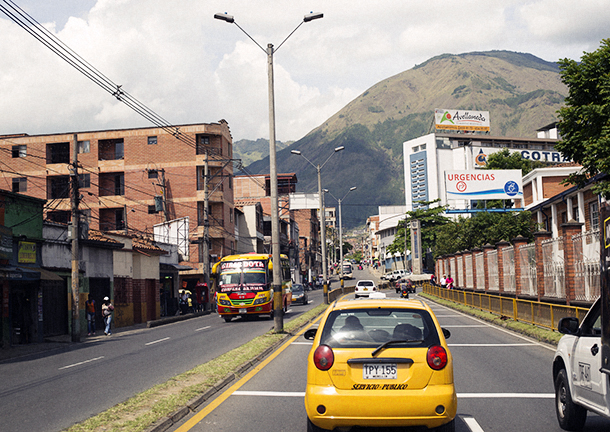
[85,295,96,336]
[102,297,114,335]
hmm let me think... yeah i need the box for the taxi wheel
[434,418,455,432]
[306,417,327,432]
[555,368,587,431]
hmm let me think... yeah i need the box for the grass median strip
[65,304,328,432]
[419,292,562,346]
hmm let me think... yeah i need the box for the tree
[556,39,610,198]
[485,148,549,175]
[387,200,451,258]
[433,210,538,257]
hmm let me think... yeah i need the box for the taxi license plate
[363,364,397,379]
[239,308,247,314]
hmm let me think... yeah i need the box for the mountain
[244,51,567,229]
[233,138,291,167]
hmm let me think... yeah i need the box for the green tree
[387,200,451,257]
[556,39,610,198]
[433,210,538,256]
[484,148,549,174]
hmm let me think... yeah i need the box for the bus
[342,262,353,279]
[212,253,292,322]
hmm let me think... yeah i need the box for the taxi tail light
[426,345,448,370]
[313,345,334,371]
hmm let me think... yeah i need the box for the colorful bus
[212,253,292,322]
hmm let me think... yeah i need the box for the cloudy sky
[1,0,608,142]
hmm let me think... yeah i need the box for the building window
[46,142,70,164]
[78,174,90,189]
[48,176,71,199]
[12,145,26,158]
[99,208,125,231]
[12,177,27,193]
[590,201,600,231]
[47,210,71,224]
[148,205,158,214]
[196,135,210,155]
[148,169,158,179]
[78,140,90,154]
[99,173,124,196]
[148,136,157,145]
[98,139,124,161]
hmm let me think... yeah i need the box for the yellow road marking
[175,314,324,431]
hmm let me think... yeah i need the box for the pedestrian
[102,296,114,335]
[446,274,454,289]
[85,294,96,336]
[440,274,447,288]
[430,274,437,286]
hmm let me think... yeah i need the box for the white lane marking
[421,298,556,352]
[59,356,104,370]
[145,337,170,346]
[234,390,305,397]
[443,325,488,328]
[462,415,485,432]
[231,390,553,399]
[195,326,211,332]
[459,393,554,398]
[449,343,536,347]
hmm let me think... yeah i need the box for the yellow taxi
[304,296,456,431]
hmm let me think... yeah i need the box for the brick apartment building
[234,173,318,282]
[1,121,235,305]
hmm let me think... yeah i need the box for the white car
[354,280,377,298]
[552,297,610,431]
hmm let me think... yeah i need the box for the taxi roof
[332,297,429,312]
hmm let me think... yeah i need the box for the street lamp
[215,11,323,332]
[291,146,344,304]
[326,187,357,288]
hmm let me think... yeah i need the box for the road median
[65,304,327,432]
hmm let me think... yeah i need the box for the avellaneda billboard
[434,109,490,132]
[445,170,523,200]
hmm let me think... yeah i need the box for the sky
[1,0,609,142]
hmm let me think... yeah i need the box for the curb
[143,314,321,432]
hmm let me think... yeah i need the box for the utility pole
[70,133,80,342]
[203,151,211,311]
[160,169,168,222]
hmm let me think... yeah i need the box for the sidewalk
[0,311,209,363]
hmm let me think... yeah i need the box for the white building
[402,125,564,212]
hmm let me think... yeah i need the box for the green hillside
[244,51,567,228]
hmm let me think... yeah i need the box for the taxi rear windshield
[320,308,439,349]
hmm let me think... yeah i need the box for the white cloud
[0,0,607,141]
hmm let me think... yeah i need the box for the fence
[435,222,600,305]
[422,283,589,330]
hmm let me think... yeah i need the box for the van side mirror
[304,328,317,340]
[558,317,580,335]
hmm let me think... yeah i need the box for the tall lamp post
[291,146,344,304]
[215,11,323,332]
[326,187,357,288]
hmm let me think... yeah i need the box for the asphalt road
[165,267,610,432]
[0,281,327,432]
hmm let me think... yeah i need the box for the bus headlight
[218,298,231,306]
[253,296,267,305]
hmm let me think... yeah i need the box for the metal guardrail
[421,282,590,331]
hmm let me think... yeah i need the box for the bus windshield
[218,260,268,293]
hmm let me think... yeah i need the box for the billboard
[154,217,190,261]
[445,170,523,200]
[435,109,490,132]
[289,192,320,210]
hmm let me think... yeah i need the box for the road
[0,282,326,432]
[166,266,610,432]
